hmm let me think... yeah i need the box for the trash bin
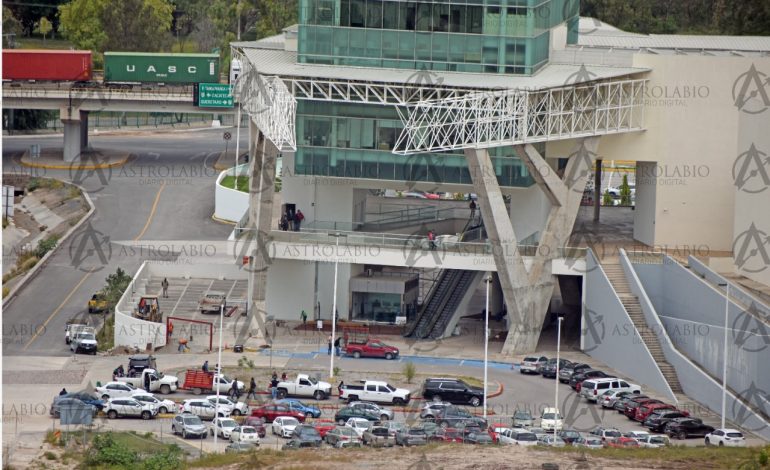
[317,320,323,330]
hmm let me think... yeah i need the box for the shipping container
[2,49,92,81]
[104,52,220,84]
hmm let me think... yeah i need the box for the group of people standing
[327,335,342,356]
[279,208,304,231]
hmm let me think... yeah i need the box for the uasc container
[104,52,219,84]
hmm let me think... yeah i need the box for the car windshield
[562,431,580,438]
[517,433,537,441]
[409,429,426,436]
[606,430,621,437]
[650,436,668,444]
[220,419,237,427]
[307,377,318,385]
[587,439,602,445]
[523,357,538,362]
[241,428,256,434]
[385,384,397,392]
[78,333,96,341]
[444,430,461,438]
[302,428,320,437]
[339,428,356,437]
[727,432,744,438]
[284,418,300,426]
[542,413,562,420]
[183,416,203,425]
[514,411,531,419]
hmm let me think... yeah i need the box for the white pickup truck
[339,380,411,405]
[116,368,179,395]
[276,374,332,400]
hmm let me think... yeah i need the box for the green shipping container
[104,52,220,84]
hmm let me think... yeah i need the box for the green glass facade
[299,0,579,74]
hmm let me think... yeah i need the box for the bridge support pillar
[60,108,89,162]
[465,137,600,355]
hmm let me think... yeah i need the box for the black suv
[644,410,690,432]
[665,418,714,440]
[569,370,611,389]
[422,378,484,407]
[435,405,487,430]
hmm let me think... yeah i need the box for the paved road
[2,130,247,356]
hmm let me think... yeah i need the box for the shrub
[27,178,41,191]
[333,366,341,378]
[402,361,416,384]
[43,451,56,461]
[35,236,59,258]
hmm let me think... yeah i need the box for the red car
[430,427,464,443]
[345,339,399,360]
[241,416,267,438]
[488,423,508,443]
[606,437,640,448]
[634,403,679,423]
[250,404,305,423]
[312,419,337,438]
[624,398,663,420]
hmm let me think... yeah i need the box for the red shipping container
[2,49,92,81]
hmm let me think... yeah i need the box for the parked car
[272,416,301,438]
[412,421,439,439]
[348,401,394,421]
[345,417,373,438]
[250,404,305,424]
[70,331,98,354]
[638,435,671,448]
[383,421,408,437]
[538,434,566,447]
[539,408,563,431]
[464,431,495,445]
[96,382,143,400]
[362,426,396,447]
[499,429,538,446]
[345,339,400,360]
[665,418,715,440]
[570,370,613,391]
[206,396,249,416]
[436,405,487,430]
[574,436,604,449]
[104,397,157,420]
[230,426,260,444]
[65,324,91,344]
[289,424,322,447]
[520,356,549,374]
[172,413,208,439]
[635,403,678,423]
[311,419,337,438]
[526,427,548,439]
[241,416,267,438]
[600,390,634,409]
[275,374,332,400]
[275,399,321,419]
[540,359,573,378]
[179,399,230,420]
[581,378,640,402]
[559,363,591,383]
[615,394,651,413]
[430,427,464,444]
[624,398,663,420]
[606,437,640,448]
[131,393,175,415]
[395,427,428,446]
[512,410,534,428]
[225,442,256,453]
[325,426,362,448]
[589,427,622,442]
[558,429,582,445]
[419,401,452,420]
[50,395,102,417]
[643,410,691,433]
[624,430,651,441]
[333,406,380,425]
[421,378,484,407]
[339,380,410,405]
[705,429,746,447]
[210,417,239,438]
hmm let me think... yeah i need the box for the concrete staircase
[602,261,684,394]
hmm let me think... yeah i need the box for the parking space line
[171,278,191,316]
[23,269,94,351]
[134,182,166,241]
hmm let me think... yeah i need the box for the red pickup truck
[345,339,399,360]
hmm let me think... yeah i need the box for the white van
[580,378,641,402]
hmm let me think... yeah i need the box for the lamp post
[554,314,564,438]
[329,233,346,378]
[214,301,225,449]
[483,273,492,419]
[233,101,242,190]
[718,282,729,429]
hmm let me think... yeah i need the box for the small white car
[206,395,249,416]
[519,356,548,374]
[537,434,566,447]
[705,429,746,447]
[272,417,300,438]
[96,382,143,400]
[624,430,651,442]
[589,427,622,442]
[179,399,230,420]
[345,417,373,438]
[211,417,239,438]
[104,397,156,420]
[230,426,260,444]
[539,408,563,431]
[70,331,98,354]
[498,428,538,447]
[638,434,671,448]
[132,393,175,414]
[574,437,604,449]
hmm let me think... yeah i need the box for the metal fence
[42,111,250,131]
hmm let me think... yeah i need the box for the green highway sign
[198,83,233,108]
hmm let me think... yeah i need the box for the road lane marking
[23,269,94,351]
[134,182,166,241]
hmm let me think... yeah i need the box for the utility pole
[237,0,242,41]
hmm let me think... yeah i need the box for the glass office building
[294,0,579,187]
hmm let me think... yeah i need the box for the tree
[103,267,132,308]
[34,17,53,41]
[619,174,632,206]
[602,190,614,207]
[58,0,173,53]
[3,7,23,46]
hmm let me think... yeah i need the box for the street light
[483,273,492,419]
[214,300,225,449]
[718,282,730,429]
[554,314,564,438]
[329,233,346,378]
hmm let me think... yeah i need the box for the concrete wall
[633,161,657,246]
[583,250,676,401]
[632,255,770,412]
[214,164,249,222]
[688,255,770,317]
[734,92,770,287]
[114,262,167,350]
[625,252,770,439]
[509,183,549,244]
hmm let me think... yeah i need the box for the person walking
[428,230,437,250]
[230,378,239,400]
[334,336,342,357]
[202,360,209,373]
[469,199,477,220]
[161,278,169,298]
[270,375,279,399]
[294,209,304,231]
[301,309,307,326]
[279,213,288,231]
[327,334,332,355]
[247,378,257,400]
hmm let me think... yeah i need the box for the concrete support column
[594,159,602,222]
[60,107,84,162]
[80,110,89,150]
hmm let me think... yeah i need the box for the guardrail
[2,85,194,102]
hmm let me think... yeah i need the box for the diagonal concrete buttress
[235,121,279,345]
[465,137,600,355]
